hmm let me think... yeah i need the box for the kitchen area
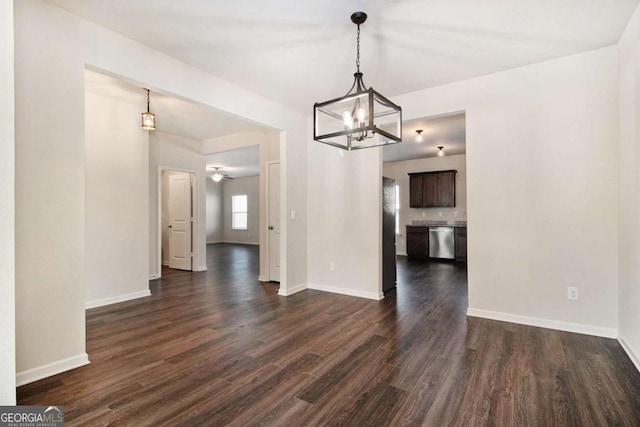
[405,169,466,262]
[382,113,467,264]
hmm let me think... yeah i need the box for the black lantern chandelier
[314,12,402,151]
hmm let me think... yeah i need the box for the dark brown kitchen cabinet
[422,174,438,207]
[406,226,429,258]
[408,170,457,208]
[455,227,467,262]
[409,174,423,207]
[436,172,455,207]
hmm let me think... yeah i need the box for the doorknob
[168,225,172,228]
[268,226,274,230]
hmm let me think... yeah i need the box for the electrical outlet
[454,211,459,218]
[421,212,426,217]
[568,287,579,301]
[438,211,443,217]
[329,262,336,272]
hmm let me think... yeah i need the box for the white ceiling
[383,113,465,163]
[206,145,261,179]
[86,70,261,177]
[79,2,636,171]
[51,0,638,113]
[85,69,258,141]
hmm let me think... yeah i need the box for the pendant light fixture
[415,129,424,143]
[313,12,402,151]
[437,146,445,157]
[142,89,156,130]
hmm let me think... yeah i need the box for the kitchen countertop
[410,220,467,227]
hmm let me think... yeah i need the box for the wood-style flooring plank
[16,244,640,426]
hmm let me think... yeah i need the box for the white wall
[618,4,640,370]
[206,179,223,243]
[222,176,260,245]
[309,46,619,330]
[281,122,308,293]
[394,46,619,337]
[203,130,280,280]
[307,144,383,300]
[85,91,150,307]
[14,0,307,381]
[0,0,16,404]
[149,132,206,275]
[15,1,88,380]
[383,154,467,255]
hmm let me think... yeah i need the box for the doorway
[382,112,468,298]
[205,134,280,283]
[382,112,467,258]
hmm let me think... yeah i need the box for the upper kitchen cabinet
[409,174,423,207]
[409,170,457,208]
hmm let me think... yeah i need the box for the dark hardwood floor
[18,243,640,426]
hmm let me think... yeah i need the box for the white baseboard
[278,283,307,296]
[397,252,407,257]
[17,353,89,386]
[307,282,384,301]
[222,240,259,246]
[149,273,160,280]
[466,308,617,338]
[258,275,268,282]
[194,265,208,272]
[619,336,640,373]
[207,240,223,244]
[162,261,169,266]
[86,290,151,309]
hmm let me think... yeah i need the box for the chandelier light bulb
[357,107,366,125]
[437,146,445,157]
[343,111,353,128]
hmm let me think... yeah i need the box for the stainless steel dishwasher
[429,226,455,259]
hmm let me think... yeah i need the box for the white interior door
[268,163,281,282]
[168,172,192,271]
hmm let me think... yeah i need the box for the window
[232,195,248,230]
[395,184,400,235]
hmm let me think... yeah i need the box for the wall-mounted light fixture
[415,129,424,143]
[437,146,445,157]
[141,89,156,130]
[313,12,402,150]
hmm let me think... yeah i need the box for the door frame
[157,165,200,278]
[265,160,281,282]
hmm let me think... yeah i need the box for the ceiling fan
[208,167,234,182]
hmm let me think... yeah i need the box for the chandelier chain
[356,24,360,73]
